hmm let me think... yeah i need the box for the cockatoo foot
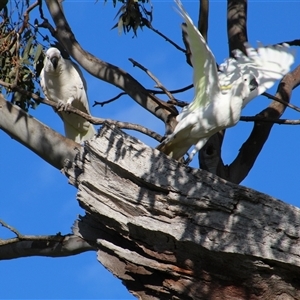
[57,100,71,112]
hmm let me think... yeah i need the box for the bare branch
[0,233,94,260]
[198,0,209,42]
[240,116,300,125]
[166,98,189,108]
[93,92,126,107]
[281,39,300,47]
[129,58,175,102]
[44,0,178,135]
[0,219,22,238]
[146,23,186,53]
[18,1,39,35]
[93,85,192,108]
[93,87,191,109]
[149,83,193,96]
[262,92,300,113]
[227,0,248,55]
[0,94,78,170]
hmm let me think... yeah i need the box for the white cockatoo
[40,47,96,143]
[157,0,295,164]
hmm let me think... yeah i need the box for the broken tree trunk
[66,124,300,300]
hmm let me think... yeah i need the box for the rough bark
[63,124,300,300]
[227,0,248,55]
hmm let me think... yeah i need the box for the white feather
[40,47,96,143]
[157,0,295,164]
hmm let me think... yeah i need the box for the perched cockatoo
[40,47,96,143]
[157,0,295,164]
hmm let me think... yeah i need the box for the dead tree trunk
[66,124,300,300]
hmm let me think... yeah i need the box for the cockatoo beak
[249,77,258,91]
[50,56,59,69]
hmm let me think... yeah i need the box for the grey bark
[0,234,94,259]
[0,94,78,169]
[64,124,300,300]
[1,96,300,298]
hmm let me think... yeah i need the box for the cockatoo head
[239,74,258,100]
[44,47,62,73]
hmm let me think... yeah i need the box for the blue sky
[1,1,300,299]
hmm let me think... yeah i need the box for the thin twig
[94,88,190,108]
[18,0,39,34]
[148,83,193,95]
[103,120,163,141]
[240,116,300,125]
[146,23,186,53]
[166,98,189,108]
[93,92,126,107]
[0,219,22,238]
[129,58,175,101]
[280,39,300,47]
[262,92,300,113]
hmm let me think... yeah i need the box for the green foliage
[110,0,153,36]
[105,0,150,8]
[0,0,44,112]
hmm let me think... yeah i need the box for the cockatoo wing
[219,43,295,108]
[175,0,220,121]
[158,0,295,164]
[40,48,96,143]
[241,43,295,107]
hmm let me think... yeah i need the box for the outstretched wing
[175,0,220,117]
[242,43,295,106]
[220,43,295,107]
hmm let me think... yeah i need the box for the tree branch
[262,91,300,113]
[147,23,186,53]
[0,94,78,170]
[0,233,94,259]
[93,87,191,108]
[240,116,300,125]
[93,92,126,107]
[44,0,178,134]
[0,219,22,238]
[227,0,248,55]
[129,58,175,102]
[198,0,209,42]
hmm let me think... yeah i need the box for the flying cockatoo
[40,47,96,143]
[157,0,295,164]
